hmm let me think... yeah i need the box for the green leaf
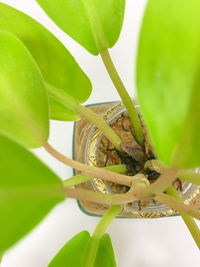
[0,31,49,148]
[136,0,200,169]
[48,232,116,267]
[49,96,79,121]
[0,134,65,254]
[0,2,92,121]
[48,231,90,267]
[95,234,116,267]
[36,0,125,55]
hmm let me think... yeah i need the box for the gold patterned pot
[73,102,200,218]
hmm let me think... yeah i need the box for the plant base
[73,102,200,217]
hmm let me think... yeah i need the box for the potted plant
[0,0,200,266]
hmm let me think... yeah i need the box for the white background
[1,0,200,266]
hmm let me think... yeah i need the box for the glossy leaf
[36,0,125,55]
[95,234,116,267]
[0,134,65,253]
[48,231,90,267]
[0,2,92,121]
[0,31,49,148]
[137,0,200,168]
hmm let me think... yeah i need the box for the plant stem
[100,49,144,146]
[43,142,134,186]
[46,83,123,151]
[166,186,200,249]
[64,187,138,205]
[156,193,200,221]
[76,104,122,151]
[64,164,127,187]
[83,205,121,267]
[138,168,178,198]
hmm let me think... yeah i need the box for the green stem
[100,49,144,146]
[64,164,127,187]
[166,186,200,249]
[156,193,200,221]
[83,205,121,267]
[76,104,122,151]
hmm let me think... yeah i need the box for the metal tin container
[73,102,200,217]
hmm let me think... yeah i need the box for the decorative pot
[73,102,200,217]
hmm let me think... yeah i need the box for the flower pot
[73,102,200,217]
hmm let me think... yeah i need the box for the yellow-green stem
[166,186,200,249]
[64,164,127,187]
[44,142,134,186]
[77,104,122,151]
[156,193,200,221]
[83,205,121,267]
[101,49,144,146]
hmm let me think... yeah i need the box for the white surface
[1,0,200,266]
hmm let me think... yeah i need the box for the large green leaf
[48,231,90,267]
[0,134,65,254]
[0,2,91,121]
[0,31,49,148]
[36,0,125,55]
[95,234,116,267]
[136,0,200,169]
